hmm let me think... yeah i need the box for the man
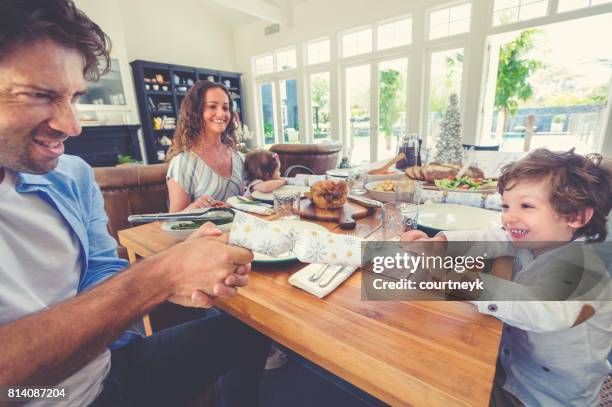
[0,0,269,405]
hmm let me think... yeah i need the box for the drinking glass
[395,180,423,204]
[348,168,367,195]
[273,190,300,220]
[382,202,419,240]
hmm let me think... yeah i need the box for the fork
[309,264,331,282]
[318,265,345,287]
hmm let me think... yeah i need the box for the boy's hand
[400,230,448,243]
[400,230,430,241]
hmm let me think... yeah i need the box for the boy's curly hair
[497,148,611,242]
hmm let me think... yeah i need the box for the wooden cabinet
[130,60,243,164]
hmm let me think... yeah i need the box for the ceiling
[204,0,311,28]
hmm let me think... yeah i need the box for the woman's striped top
[166,150,244,202]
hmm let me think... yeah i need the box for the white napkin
[293,230,363,266]
[229,211,364,265]
[288,264,358,298]
[420,190,502,211]
[229,211,295,256]
[227,197,275,215]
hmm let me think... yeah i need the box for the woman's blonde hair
[166,80,237,160]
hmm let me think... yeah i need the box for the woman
[166,81,244,212]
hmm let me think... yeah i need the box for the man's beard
[0,132,61,175]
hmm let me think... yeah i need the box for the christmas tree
[434,93,464,164]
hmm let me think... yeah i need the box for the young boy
[402,149,611,406]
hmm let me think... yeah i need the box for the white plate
[253,220,328,263]
[161,220,232,240]
[434,179,498,194]
[364,180,403,203]
[417,203,501,233]
[326,168,351,178]
[366,171,406,182]
[251,185,310,202]
[226,196,274,215]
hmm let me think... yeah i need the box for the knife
[347,194,383,208]
[127,207,235,223]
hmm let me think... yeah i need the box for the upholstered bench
[93,163,169,259]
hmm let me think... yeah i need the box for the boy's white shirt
[442,227,612,407]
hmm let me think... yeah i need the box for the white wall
[118,0,236,71]
[76,0,238,162]
[75,0,140,126]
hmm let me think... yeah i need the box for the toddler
[244,149,287,197]
[402,149,611,406]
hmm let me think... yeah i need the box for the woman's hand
[185,195,226,211]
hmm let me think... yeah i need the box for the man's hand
[162,222,253,308]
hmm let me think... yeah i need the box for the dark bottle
[395,134,417,170]
[416,136,423,166]
[338,156,350,169]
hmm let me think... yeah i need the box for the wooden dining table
[118,211,502,406]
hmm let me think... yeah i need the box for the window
[307,39,330,65]
[558,0,612,12]
[254,54,274,76]
[377,17,412,50]
[493,0,549,26]
[345,64,371,164]
[259,82,276,146]
[276,48,297,71]
[378,58,408,160]
[280,79,300,143]
[429,3,471,39]
[310,72,331,143]
[480,15,612,153]
[342,27,372,58]
[426,48,464,148]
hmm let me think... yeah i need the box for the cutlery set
[308,265,346,287]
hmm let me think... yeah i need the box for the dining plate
[417,203,501,235]
[325,168,350,178]
[226,196,274,215]
[161,220,232,240]
[251,185,310,202]
[253,220,328,263]
[434,179,498,194]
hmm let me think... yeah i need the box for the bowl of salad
[434,176,498,193]
[161,210,234,240]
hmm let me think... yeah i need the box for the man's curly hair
[0,0,111,80]
[498,148,611,242]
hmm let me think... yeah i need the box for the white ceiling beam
[208,0,288,25]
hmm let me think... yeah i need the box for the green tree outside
[311,76,329,131]
[494,29,543,135]
[379,69,404,149]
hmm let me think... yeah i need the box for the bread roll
[309,180,348,209]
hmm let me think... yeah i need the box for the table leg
[127,249,154,337]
